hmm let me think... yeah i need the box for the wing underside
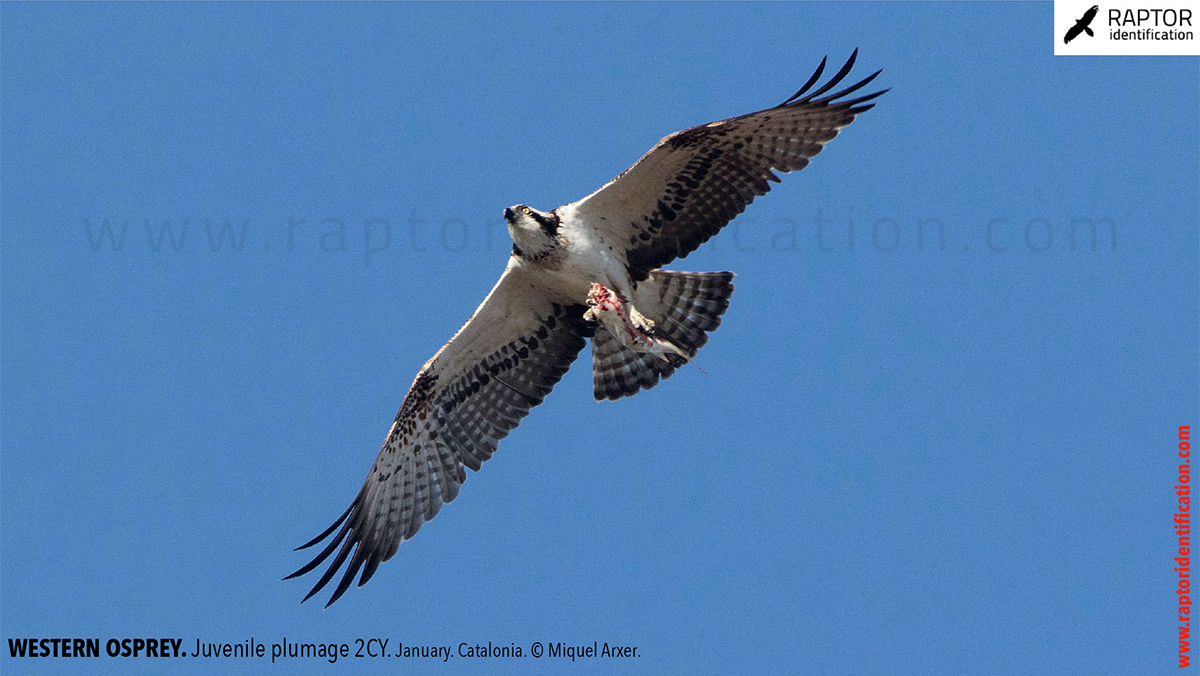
[286,263,593,607]
[569,50,886,279]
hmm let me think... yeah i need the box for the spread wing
[568,50,886,280]
[286,259,593,607]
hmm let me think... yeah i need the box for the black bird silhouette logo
[1064,5,1100,43]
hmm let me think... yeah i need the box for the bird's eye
[522,207,531,215]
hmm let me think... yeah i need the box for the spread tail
[591,270,734,400]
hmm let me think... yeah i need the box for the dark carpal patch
[288,302,593,607]
[589,52,884,280]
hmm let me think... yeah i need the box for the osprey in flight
[288,51,885,606]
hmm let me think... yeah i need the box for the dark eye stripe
[530,211,559,237]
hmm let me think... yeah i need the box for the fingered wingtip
[780,50,885,109]
[780,54,828,106]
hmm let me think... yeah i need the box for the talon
[586,282,691,362]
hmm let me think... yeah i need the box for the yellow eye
[522,207,531,215]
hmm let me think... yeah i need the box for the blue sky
[1,3,1196,675]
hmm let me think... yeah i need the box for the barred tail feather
[591,270,734,401]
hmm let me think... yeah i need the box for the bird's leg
[626,305,658,335]
[585,282,692,364]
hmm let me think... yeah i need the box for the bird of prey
[287,50,886,607]
[1064,5,1099,43]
